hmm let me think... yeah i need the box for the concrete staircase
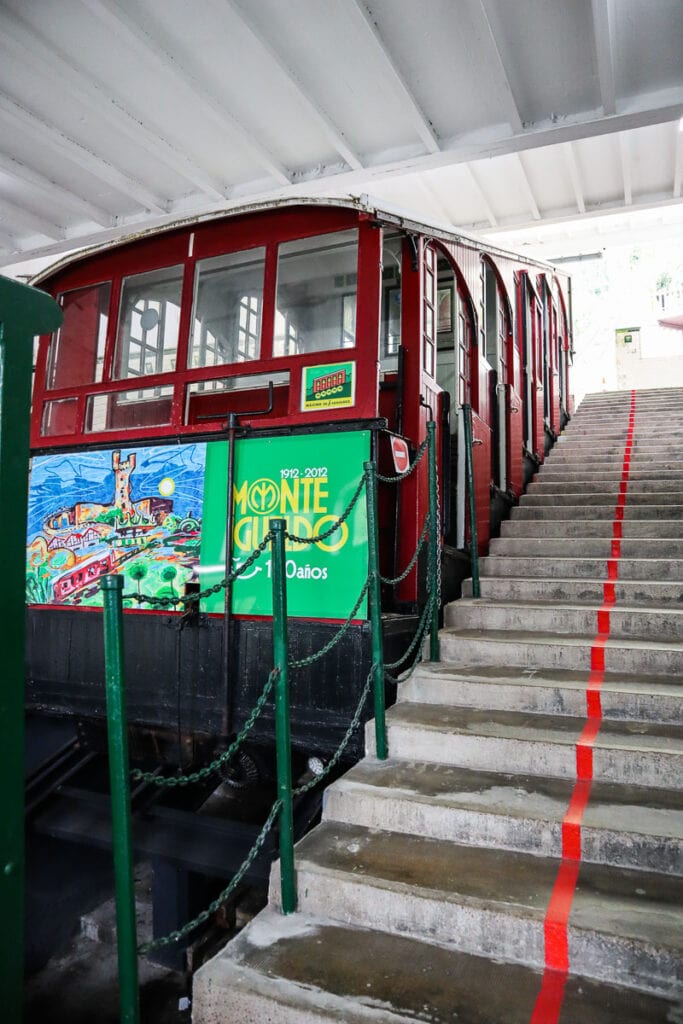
[193,388,683,1023]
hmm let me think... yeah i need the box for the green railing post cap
[101,574,123,591]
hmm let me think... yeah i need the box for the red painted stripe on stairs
[529,391,636,1022]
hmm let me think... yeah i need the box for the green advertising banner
[199,431,370,619]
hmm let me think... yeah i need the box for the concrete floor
[24,930,189,1024]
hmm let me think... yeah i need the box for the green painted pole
[364,462,388,760]
[462,404,481,598]
[269,520,297,914]
[101,575,140,1024]
[427,421,440,661]
[0,277,62,1024]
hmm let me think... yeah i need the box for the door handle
[511,404,520,413]
[472,438,483,446]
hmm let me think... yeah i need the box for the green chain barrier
[130,669,278,787]
[293,669,373,796]
[376,434,430,484]
[285,474,365,544]
[139,798,282,953]
[380,513,431,586]
[288,577,370,669]
[122,531,274,608]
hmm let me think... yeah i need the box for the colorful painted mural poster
[26,444,207,608]
[26,431,370,619]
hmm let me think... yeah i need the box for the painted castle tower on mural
[26,444,205,608]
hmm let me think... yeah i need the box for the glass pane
[85,386,173,432]
[41,398,79,436]
[47,282,110,389]
[274,230,358,357]
[381,233,402,368]
[189,248,265,369]
[114,266,183,379]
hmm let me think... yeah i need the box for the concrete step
[374,702,683,789]
[398,661,681,723]
[325,758,683,873]
[446,598,683,643]
[548,449,683,462]
[283,821,683,994]
[464,573,683,607]
[501,518,683,538]
[562,429,683,439]
[520,491,683,506]
[488,537,683,558]
[438,626,683,677]
[512,503,683,520]
[554,441,683,454]
[537,469,683,482]
[480,554,683,580]
[529,480,682,495]
[192,909,683,1024]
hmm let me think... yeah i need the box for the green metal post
[101,575,140,1024]
[0,277,62,1024]
[364,461,388,760]
[462,404,481,598]
[427,421,440,661]
[269,520,297,914]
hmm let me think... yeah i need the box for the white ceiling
[1,0,682,273]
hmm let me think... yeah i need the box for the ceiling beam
[0,197,66,240]
[224,0,362,171]
[472,0,524,133]
[0,94,166,212]
[0,225,19,252]
[83,0,290,186]
[513,152,541,220]
[0,151,112,228]
[346,0,439,154]
[618,132,632,205]
[674,124,682,198]
[296,88,683,187]
[562,142,586,214]
[479,190,683,236]
[591,0,617,116]
[463,163,498,227]
[0,10,229,202]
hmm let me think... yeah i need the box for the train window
[114,265,183,380]
[423,246,436,377]
[484,265,497,367]
[41,397,79,437]
[274,230,358,356]
[47,282,110,389]
[380,233,402,371]
[84,386,173,432]
[189,248,266,369]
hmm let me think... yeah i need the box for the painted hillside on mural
[26,443,207,607]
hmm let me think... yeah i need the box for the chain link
[139,798,282,953]
[130,669,278,788]
[380,513,430,587]
[288,578,370,669]
[293,669,372,796]
[121,530,275,609]
[285,476,365,545]
[376,435,429,484]
[384,587,435,674]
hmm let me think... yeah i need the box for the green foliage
[96,508,121,525]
